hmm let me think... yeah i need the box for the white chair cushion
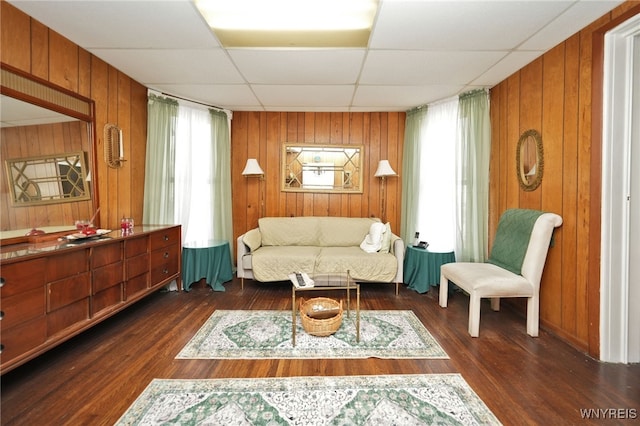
[441,262,534,297]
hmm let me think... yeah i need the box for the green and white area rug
[115,374,501,425]
[176,310,448,359]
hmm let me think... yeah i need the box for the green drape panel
[143,95,178,225]
[400,107,427,245]
[209,109,234,265]
[456,89,491,262]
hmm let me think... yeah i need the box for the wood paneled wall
[0,0,147,231]
[489,1,640,356]
[231,112,405,244]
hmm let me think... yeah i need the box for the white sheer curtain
[174,105,214,244]
[415,97,459,252]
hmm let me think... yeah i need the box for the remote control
[295,273,306,287]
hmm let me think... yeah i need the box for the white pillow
[379,222,392,253]
[360,222,386,253]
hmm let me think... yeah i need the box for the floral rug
[176,310,448,359]
[115,374,501,425]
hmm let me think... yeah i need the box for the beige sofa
[237,217,405,294]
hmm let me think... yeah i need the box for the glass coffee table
[292,271,360,346]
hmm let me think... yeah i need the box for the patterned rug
[176,310,448,359]
[115,374,501,425]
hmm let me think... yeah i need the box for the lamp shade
[374,160,397,177]
[242,158,264,175]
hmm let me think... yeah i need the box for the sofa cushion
[252,245,321,281]
[318,217,380,247]
[316,247,397,282]
[259,217,320,246]
[242,228,262,252]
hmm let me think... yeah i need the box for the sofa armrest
[391,235,404,283]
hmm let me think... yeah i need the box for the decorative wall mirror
[1,63,96,236]
[6,151,90,205]
[516,129,544,191]
[282,143,363,193]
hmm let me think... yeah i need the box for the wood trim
[589,2,640,359]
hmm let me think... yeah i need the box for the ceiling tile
[361,50,507,85]
[229,49,366,84]
[88,49,244,85]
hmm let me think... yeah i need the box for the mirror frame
[5,151,91,206]
[281,143,364,193]
[516,129,544,191]
[1,62,98,233]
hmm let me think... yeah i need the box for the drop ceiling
[7,0,624,112]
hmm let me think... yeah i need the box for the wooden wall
[0,0,147,230]
[231,112,405,243]
[489,1,640,356]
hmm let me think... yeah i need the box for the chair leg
[490,297,500,311]
[526,295,540,337]
[468,293,481,337]
[439,273,449,307]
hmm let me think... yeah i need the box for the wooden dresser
[0,225,181,374]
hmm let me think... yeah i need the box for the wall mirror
[1,63,96,237]
[6,151,90,205]
[282,143,363,193]
[516,129,544,191]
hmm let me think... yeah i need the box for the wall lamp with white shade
[242,158,265,217]
[374,160,397,223]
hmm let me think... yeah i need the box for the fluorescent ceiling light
[195,0,379,48]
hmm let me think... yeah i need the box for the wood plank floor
[2,278,639,425]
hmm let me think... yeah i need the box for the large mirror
[282,144,363,193]
[516,129,544,191]
[1,63,96,240]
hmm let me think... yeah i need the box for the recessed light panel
[195,0,379,47]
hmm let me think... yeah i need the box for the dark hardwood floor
[1,278,638,425]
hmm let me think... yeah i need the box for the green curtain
[456,89,491,262]
[400,106,427,246]
[209,109,234,263]
[143,94,178,225]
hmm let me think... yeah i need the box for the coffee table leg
[356,283,360,343]
[292,287,296,347]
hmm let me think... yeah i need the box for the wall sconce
[104,123,125,168]
[374,160,397,223]
[242,158,265,217]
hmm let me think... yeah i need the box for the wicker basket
[299,297,343,337]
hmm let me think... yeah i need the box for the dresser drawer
[0,316,47,365]
[127,253,149,279]
[46,250,89,282]
[47,272,91,312]
[92,261,124,293]
[125,236,149,257]
[91,242,123,268]
[0,258,46,297]
[149,227,180,250]
[1,287,45,330]
[150,243,179,268]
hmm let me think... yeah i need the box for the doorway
[600,13,640,363]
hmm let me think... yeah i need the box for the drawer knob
[0,344,4,353]
[0,277,4,287]
[164,252,169,259]
[0,310,3,320]
[163,268,169,274]
[164,235,169,241]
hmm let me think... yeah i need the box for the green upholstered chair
[439,209,562,337]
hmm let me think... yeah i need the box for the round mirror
[516,129,543,191]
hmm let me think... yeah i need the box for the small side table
[182,240,233,292]
[404,246,456,294]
